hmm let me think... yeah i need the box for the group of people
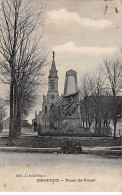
[61,138,82,154]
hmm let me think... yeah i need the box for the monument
[62,70,81,134]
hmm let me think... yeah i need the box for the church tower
[38,51,62,133]
[47,51,59,101]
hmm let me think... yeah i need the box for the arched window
[45,106,47,114]
[51,80,55,90]
[51,104,54,112]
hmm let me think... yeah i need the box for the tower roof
[48,51,58,78]
[51,51,56,71]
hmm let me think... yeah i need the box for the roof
[66,69,77,76]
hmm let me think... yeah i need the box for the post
[120,136,122,146]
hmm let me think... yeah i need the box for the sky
[44,0,122,92]
[0,0,122,122]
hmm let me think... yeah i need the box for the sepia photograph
[0,0,122,192]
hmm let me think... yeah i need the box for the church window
[51,79,55,90]
[51,104,54,111]
[45,106,47,114]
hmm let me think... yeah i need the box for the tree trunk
[9,56,16,141]
[0,121,2,132]
[112,94,117,139]
[95,116,97,127]
[85,98,88,128]
[13,86,17,138]
[9,79,14,141]
[89,123,91,129]
[85,118,88,128]
[83,120,84,128]
[98,118,101,136]
[103,119,106,127]
[16,95,21,137]
[113,121,117,139]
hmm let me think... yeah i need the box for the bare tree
[89,69,105,135]
[102,95,112,128]
[0,0,46,139]
[80,96,94,129]
[80,69,112,135]
[79,73,92,128]
[103,57,122,138]
[80,70,106,133]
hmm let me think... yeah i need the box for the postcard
[0,0,122,192]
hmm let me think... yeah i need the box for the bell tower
[47,51,59,102]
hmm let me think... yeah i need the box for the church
[33,52,62,133]
[32,51,81,134]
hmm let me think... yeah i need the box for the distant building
[21,120,32,128]
[3,117,32,131]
